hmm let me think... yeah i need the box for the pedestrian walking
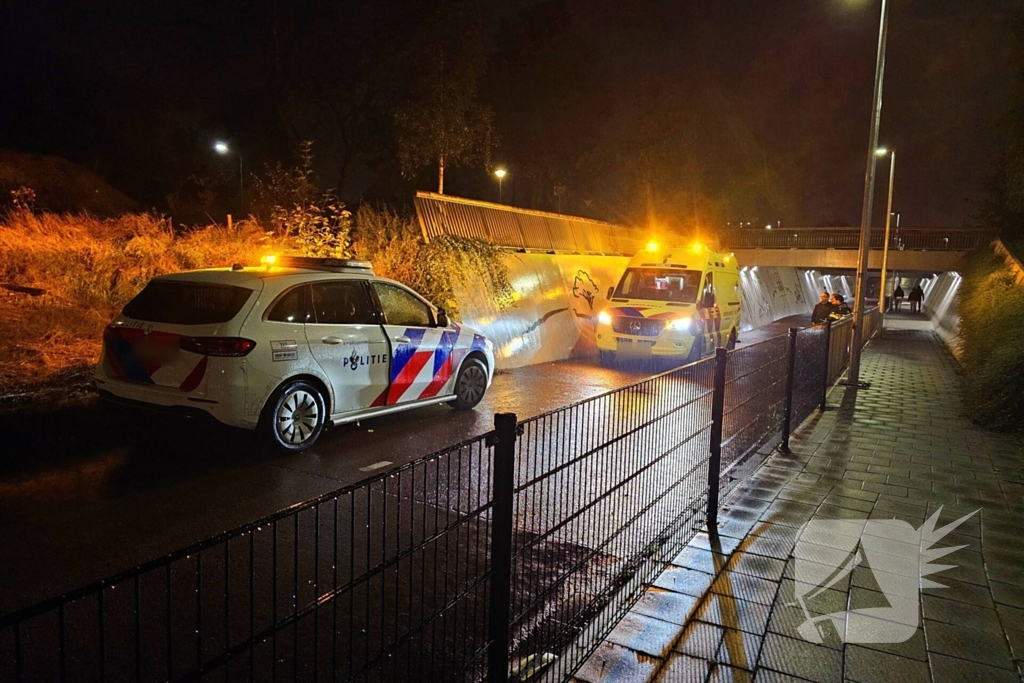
[893,285,905,312]
[908,284,924,314]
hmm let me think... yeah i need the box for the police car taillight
[180,337,256,357]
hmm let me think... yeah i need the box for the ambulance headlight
[668,316,694,333]
[597,310,612,326]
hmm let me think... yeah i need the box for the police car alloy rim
[277,389,320,444]
[457,365,487,404]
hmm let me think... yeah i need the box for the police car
[95,256,495,451]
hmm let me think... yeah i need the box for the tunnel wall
[738,267,854,331]
[921,271,961,354]
[453,253,629,369]
[454,256,856,370]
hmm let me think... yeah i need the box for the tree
[394,40,494,194]
[980,8,1024,241]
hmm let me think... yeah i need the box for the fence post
[487,413,517,683]
[706,348,728,536]
[820,320,832,411]
[781,328,799,452]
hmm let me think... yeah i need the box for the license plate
[617,340,652,359]
[134,339,179,363]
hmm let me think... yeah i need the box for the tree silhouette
[395,39,494,194]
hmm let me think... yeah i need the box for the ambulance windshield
[612,269,702,303]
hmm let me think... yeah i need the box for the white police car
[96,257,495,451]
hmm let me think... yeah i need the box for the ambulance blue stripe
[390,328,426,383]
[613,307,646,318]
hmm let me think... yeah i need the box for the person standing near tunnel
[811,292,833,324]
[893,284,905,312]
[908,284,924,314]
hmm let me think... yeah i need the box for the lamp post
[494,168,507,203]
[847,0,890,388]
[875,147,896,333]
[214,141,244,210]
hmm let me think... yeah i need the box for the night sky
[0,0,1019,229]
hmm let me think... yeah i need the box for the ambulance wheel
[686,336,705,364]
[450,358,488,410]
[260,379,327,452]
[726,328,738,350]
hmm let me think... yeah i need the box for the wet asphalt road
[0,316,805,614]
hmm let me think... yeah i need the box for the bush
[0,207,278,311]
[253,141,353,259]
[957,246,1024,431]
[352,205,513,318]
[0,206,283,396]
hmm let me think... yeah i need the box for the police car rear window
[122,281,253,325]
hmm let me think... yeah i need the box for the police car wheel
[261,380,327,452]
[450,358,488,410]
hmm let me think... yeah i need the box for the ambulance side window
[701,273,717,308]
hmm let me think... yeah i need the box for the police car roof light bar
[276,256,375,274]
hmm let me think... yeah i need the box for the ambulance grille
[611,317,665,337]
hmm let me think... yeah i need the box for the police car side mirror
[436,309,449,327]
[607,286,614,300]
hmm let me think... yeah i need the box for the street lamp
[847,0,890,388]
[214,141,244,210]
[875,147,896,333]
[494,168,507,203]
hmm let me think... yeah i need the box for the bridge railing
[414,192,650,256]
[718,227,996,251]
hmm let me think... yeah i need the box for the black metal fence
[0,315,878,683]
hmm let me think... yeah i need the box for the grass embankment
[957,243,1024,432]
[0,210,277,408]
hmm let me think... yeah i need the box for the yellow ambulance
[595,243,742,365]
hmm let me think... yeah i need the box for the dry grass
[0,209,280,408]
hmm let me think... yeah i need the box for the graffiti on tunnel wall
[454,254,856,370]
[453,254,628,369]
[739,267,855,331]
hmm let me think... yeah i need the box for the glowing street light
[875,147,897,334]
[214,141,244,209]
[494,168,507,203]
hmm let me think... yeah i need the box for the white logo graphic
[791,507,978,644]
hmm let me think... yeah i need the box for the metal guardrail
[0,315,881,683]
[718,227,996,251]
[414,192,652,256]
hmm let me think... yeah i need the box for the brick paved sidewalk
[574,328,1024,683]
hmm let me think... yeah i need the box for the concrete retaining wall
[455,256,856,370]
[922,272,962,354]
